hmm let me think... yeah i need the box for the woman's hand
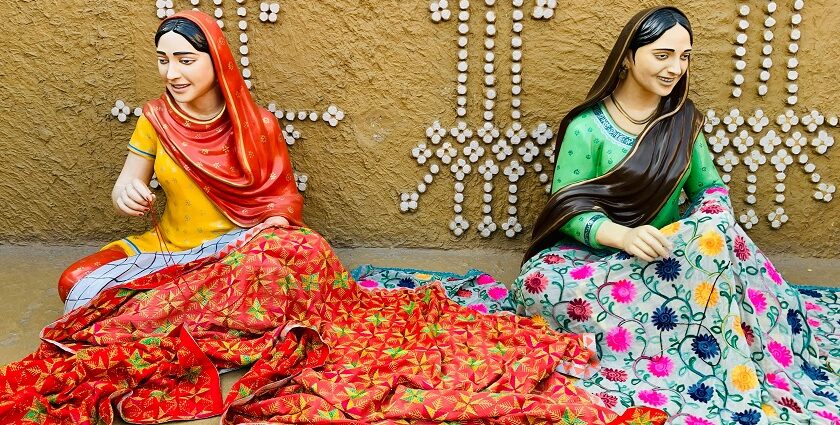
[597,221,674,262]
[620,225,673,262]
[263,215,290,228]
[114,178,155,217]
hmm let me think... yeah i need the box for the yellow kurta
[104,115,238,255]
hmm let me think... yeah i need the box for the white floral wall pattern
[707,0,835,230]
[110,0,347,193]
[402,0,558,238]
[403,0,836,236]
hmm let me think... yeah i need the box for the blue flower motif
[786,309,803,335]
[814,389,838,402]
[802,361,829,382]
[687,382,713,403]
[798,288,823,298]
[615,251,632,260]
[655,257,682,281]
[691,334,720,360]
[732,409,761,425]
[397,277,416,288]
[651,305,678,331]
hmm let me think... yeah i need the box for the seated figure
[514,6,840,424]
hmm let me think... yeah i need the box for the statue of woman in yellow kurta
[58,11,302,301]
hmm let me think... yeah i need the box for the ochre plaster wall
[1,1,838,257]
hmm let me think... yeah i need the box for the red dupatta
[143,10,303,228]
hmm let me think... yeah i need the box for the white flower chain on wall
[705,0,837,230]
[408,0,556,238]
[110,0,349,194]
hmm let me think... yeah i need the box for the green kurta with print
[551,102,723,249]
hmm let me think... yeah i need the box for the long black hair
[155,17,210,52]
[630,8,693,56]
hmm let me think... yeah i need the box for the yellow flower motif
[694,281,719,307]
[732,316,744,335]
[414,273,432,280]
[731,365,759,391]
[762,404,777,417]
[660,222,680,236]
[531,315,549,328]
[697,230,724,256]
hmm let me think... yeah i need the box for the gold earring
[619,65,628,80]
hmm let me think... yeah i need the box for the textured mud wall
[0,1,838,257]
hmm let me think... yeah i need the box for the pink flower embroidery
[685,416,715,425]
[570,264,594,280]
[805,301,823,312]
[764,260,783,285]
[606,326,632,352]
[766,372,790,391]
[468,304,488,314]
[476,274,495,285]
[816,410,840,424]
[487,287,508,301]
[637,389,668,407]
[647,355,674,377]
[705,186,729,195]
[767,340,793,367]
[747,288,768,314]
[808,318,821,328]
[359,279,378,288]
[610,279,636,304]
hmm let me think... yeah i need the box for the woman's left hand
[263,215,290,228]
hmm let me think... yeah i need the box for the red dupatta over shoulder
[143,10,303,227]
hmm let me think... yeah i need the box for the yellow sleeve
[127,115,158,160]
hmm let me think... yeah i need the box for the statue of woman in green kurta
[513,6,840,424]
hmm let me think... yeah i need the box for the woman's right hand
[620,225,673,262]
[114,178,155,217]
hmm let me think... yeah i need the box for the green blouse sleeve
[551,113,609,249]
[683,132,725,201]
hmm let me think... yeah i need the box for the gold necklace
[610,94,657,125]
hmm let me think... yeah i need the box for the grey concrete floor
[1,244,838,424]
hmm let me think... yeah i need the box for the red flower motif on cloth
[542,254,564,264]
[741,322,756,346]
[567,298,592,322]
[524,271,549,294]
[700,202,724,214]
[734,236,751,261]
[601,368,628,382]
[780,397,803,413]
[597,392,618,408]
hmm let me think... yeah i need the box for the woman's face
[625,24,692,97]
[156,31,217,108]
